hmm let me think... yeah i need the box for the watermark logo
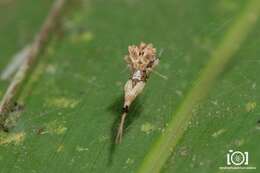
[227,149,248,166]
[219,149,256,170]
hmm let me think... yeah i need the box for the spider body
[116,42,159,143]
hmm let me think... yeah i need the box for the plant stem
[0,0,68,127]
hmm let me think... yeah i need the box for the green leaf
[0,0,260,173]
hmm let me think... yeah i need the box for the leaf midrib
[137,0,260,172]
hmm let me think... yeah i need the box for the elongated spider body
[116,42,159,143]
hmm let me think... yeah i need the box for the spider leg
[115,112,127,144]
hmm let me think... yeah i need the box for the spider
[116,42,159,143]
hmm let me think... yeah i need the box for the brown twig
[0,0,68,128]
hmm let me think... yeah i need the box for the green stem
[137,0,260,172]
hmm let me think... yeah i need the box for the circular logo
[230,151,245,166]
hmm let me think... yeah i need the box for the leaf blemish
[57,144,64,152]
[76,145,89,152]
[46,97,79,109]
[45,64,57,75]
[234,139,245,146]
[43,120,67,135]
[212,128,226,138]
[70,31,94,43]
[126,158,134,165]
[141,122,155,134]
[245,101,256,112]
[0,132,25,145]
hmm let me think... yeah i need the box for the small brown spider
[116,42,159,143]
